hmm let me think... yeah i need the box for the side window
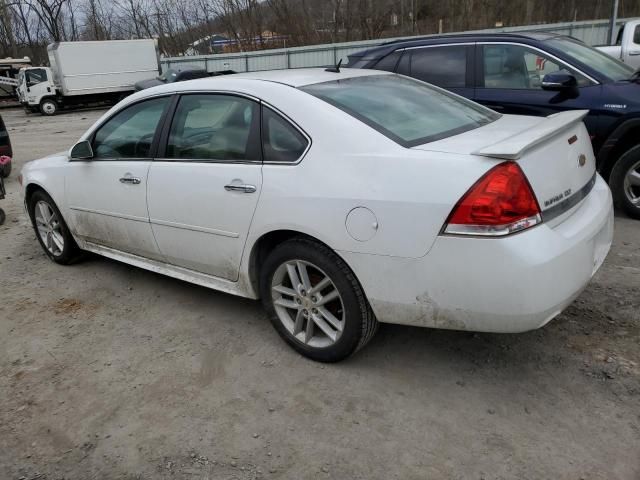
[262,107,308,163]
[166,94,259,161]
[92,96,169,159]
[26,68,47,86]
[634,25,640,45]
[374,51,402,72]
[409,46,467,87]
[482,44,590,89]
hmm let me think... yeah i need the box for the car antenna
[325,59,342,73]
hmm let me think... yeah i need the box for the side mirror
[541,71,578,91]
[70,140,94,160]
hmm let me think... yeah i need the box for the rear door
[394,44,475,99]
[147,93,262,280]
[473,42,602,133]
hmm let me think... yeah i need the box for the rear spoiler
[472,110,589,160]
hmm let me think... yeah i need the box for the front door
[66,96,171,259]
[147,93,262,280]
[473,43,602,133]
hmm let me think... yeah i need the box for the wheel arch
[24,182,63,219]
[25,182,48,206]
[246,229,357,300]
[597,118,640,181]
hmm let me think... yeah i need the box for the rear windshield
[300,74,499,147]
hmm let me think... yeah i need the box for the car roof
[383,31,561,45]
[122,67,393,105]
[352,32,567,60]
[222,67,391,87]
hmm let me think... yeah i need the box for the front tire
[260,237,378,362]
[28,190,79,264]
[40,98,58,116]
[609,145,640,219]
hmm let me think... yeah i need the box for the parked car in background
[349,32,640,219]
[17,39,159,116]
[20,69,612,362]
[596,19,640,70]
[0,114,12,178]
[134,66,210,91]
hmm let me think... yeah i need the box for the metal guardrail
[161,18,631,73]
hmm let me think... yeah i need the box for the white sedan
[20,68,613,362]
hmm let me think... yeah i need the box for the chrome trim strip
[399,42,476,50]
[149,218,239,238]
[541,172,597,222]
[153,158,261,165]
[69,206,148,223]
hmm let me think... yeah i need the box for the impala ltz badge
[544,189,573,208]
[578,154,587,167]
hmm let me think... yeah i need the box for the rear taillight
[443,161,541,237]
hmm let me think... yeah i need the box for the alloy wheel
[624,159,640,206]
[271,260,345,348]
[34,200,64,256]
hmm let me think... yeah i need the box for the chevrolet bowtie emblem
[578,154,586,167]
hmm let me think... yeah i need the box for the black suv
[349,32,640,219]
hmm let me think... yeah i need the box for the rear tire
[260,237,378,362]
[28,190,80,264]
[609,145,640,220]
[40,98,58,116]
[0,208,5,226]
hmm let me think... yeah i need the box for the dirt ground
[0,107,638,480]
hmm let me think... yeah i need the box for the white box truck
[17,39,159,115]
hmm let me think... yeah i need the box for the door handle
[225,183,256,193]
[628,50,640,56]
[119,176,141,185]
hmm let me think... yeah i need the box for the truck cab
[597,19,640,70]
[17,67,58,114]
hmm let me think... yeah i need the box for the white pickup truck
[596,19,640,70]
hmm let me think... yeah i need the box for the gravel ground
[0,107,639,480]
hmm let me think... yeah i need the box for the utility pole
[608,0,619,44]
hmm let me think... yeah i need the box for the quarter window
[408,46,468,87]
[92,96,169,158]
[374,51,402,72]
[262,107,308,163]
[482,44,590,89]
[166,94,259,161]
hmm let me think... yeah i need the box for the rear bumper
[339,175,614,333]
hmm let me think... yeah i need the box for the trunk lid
[414,111,596,223]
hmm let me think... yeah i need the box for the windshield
[546,37,634,82]
[301,74,499,147]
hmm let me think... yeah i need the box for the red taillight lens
[444,161,542,236]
